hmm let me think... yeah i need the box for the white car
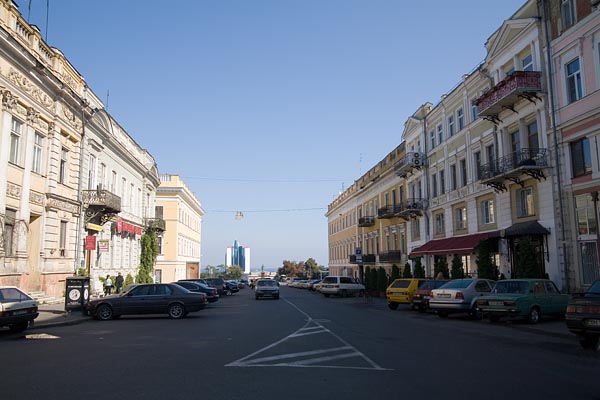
[320,276,365,297]
[0,286,39,332]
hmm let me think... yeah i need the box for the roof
[502,221,550,237]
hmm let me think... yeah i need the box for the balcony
[363,254,376,264]
[480,148,549,192]
[358,216,376,227]
[379,251,403,263]
[145,218,166,232]
[394,152,426,178]
[377,205,403,219]
[396,198,428,220]
[82,189,121,225]
[475,71,542,123]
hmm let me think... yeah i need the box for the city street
[1,286,598,400]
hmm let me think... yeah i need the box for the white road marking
[226,298,390,370]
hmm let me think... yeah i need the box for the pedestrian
[104,275,113,295]
[115,272,124,293]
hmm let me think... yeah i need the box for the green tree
[391,264,400,281]
[304,258,320,278]
[413,258,425,278]
[377,267,388,292]
[364,266,372,291]
[476,239,497,280]
[403,262,413,278]
[516,237,541,278]
[124,273,134,289]
[369,267,378,292]
[434,256,450,279]
[225,265,243,280]
[451,254,465,279]
[136,229,159,283]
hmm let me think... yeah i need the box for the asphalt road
[1,286,599,400]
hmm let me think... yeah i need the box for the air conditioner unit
[413,158,421,167]
[413,152,421,159]
[412,202,419,209]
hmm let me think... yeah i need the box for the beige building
[155,174,204,283]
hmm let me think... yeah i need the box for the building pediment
[485,18,538,61]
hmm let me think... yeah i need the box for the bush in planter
[391,264,400,281]
[516,236,542,278]
[451,254,465,279]
[402,262,413,278]
[434,257,450,279]
[476,239,497,280]
[364,266,372,291]
[377,267,388,294]
[413,257,425,278]
[370,268,379,296]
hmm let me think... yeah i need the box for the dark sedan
[176,280,219,303]
[566,280,600,350]
[87,283,207,321]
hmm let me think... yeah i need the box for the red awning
[410,232,495,256]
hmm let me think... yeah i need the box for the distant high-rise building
[226,240,251,274]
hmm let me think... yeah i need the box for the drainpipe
[422,110,431,275]
[541,0,570,291]
[74,98,88,274]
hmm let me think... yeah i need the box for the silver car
[255,279,280,300]
[429,278,495,318]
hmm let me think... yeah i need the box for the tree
[137,229,159,283]
[278,260,306,277]
[413,257,425,278]
[391,264,400,281]
[364,266,372,291]
[124,273,135,288]
[225,265,243,280]
[516,237,541,278]
[476,239,497,280]
[304,258,320,278]
[377,267,388,292]
[451,254,465,279]
[434,256,450,279]
[402,262,413,278]
[369,267,378,292]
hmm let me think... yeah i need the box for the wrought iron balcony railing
[475,71,542,118]
[82,189,121,213]
[362,254,376,263]
[379,251,403,262]
[377,205,403,219]
[394,152,426,177]
[358,216,376,227]
[480,148,549,180]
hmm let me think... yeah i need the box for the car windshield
[390,280,411,289]
[439,279,473,289]
[257,280,277,287]
[587,280,600,295]
[492,281,529,294]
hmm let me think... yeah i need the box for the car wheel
[469,304,482,320]
[323,293,330,298]
[168,303,186,319]
[255,295,259,300]
[358,289,365,297]
[341,289,348,298]
[418,304,426,313]
[437,311,449,318]
[96,304,113,321]
[9,321,29,333]
[579,335,600,350]
[527,307,540,324]
[226,289,232,296]
[275,295,280,299]
[388,302,399,310]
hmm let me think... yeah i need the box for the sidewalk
[31,302,91,330]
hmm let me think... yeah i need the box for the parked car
[412,279,449,312]
[386,278,429,310]
[87,283,207,321]
[476,279,569,324]
[566,279,600,349]
[430,278,495,318]
[320,276,365,297]
[224,281,240,295]
[255,279,280,300]
[312,280,323,292]
[204,278,233,296]
[308,279,322,291]
[0,286,39,333]
[176,280,219,303]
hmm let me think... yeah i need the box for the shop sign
[85,235,96,251]
[116,217,143,235]
[98,240,110,253]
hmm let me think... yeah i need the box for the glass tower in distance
[226,240,251,274]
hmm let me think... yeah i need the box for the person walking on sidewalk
[104,275,113,296]
[115,272,124,294]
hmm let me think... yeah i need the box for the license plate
[438,294,451,298]
[489,301,504,306]
[13,310,27,315]
[585,319,600,327]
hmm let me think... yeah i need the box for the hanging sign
[84,235,96,251]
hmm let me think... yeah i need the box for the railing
[146,218,166,231]
[394,152,426,177]
[358,216,376,227]
[379,251,403,262]
[363,254,376,263]
[476,71,542,116]
[82,190,121,212]
[377,205,403,218]
[400,198,428,211]
[480,148,549,179]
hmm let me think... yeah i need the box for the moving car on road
[566,279,600,349]
[255,279,280,300]
[430,278,495,318]
[0,286,38,333]
[476,279,569,324]
[87,283,207,321]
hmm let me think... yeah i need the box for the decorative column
[0,90,17,257]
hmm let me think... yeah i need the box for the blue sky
[21,0,525,271]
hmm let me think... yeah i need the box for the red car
[412,280,449,312]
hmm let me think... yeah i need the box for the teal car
[476,279,569,324]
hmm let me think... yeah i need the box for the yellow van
[386,278,428,310]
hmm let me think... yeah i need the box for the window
[384,192,389,206]
[516,187,535,218]
[481,199,495,224]
[431,173,438,198]
[439,169,445,195]
[59,147,69,184]
[437,124,443,144]
[570,138,592,177]
[32,132,43,174]
[111,171,117,193]
[566,58,583,103]
[450,164,457,191]
[448,115,455,137]
[9,118,22,165]
[527,121,539,149]
[435,213,445,235]
[121,178,127,206]
[575,194,597,235]
[412,219,420,240]
[474,151,481,181]
[457,108,464,130]
[561,0,575,30]
[522,54,533,71]
[471,103,478,121]
[99,163,107,189]
[511,130,521,154]
[460,159,467,187]
[88,155,96,190]
[430,130,435,149]
[59,221,67,257]
[4,209,16,256]
[455,207,467,230]
[486,144,495,165]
